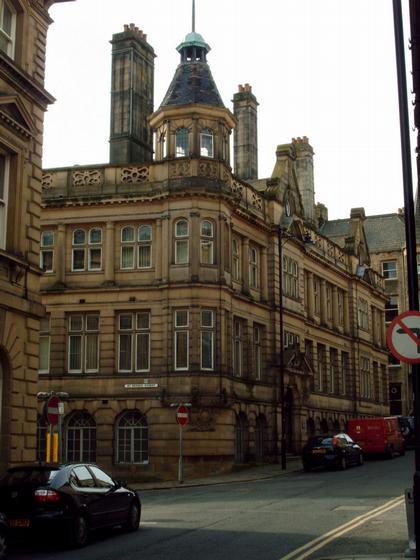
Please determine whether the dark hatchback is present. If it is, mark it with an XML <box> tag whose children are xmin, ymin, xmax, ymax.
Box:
<box><xmin>0</xmin><ymin>463</ymin><xmax>141</xmax><ymax>548</ymax></box>
<box><xmin>302</xmin><ymin>433</ymin><xmax>363</xmax><ymax>471</ymax></box>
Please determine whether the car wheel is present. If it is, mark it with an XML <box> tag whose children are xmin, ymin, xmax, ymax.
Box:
<box><xmin>0</xmin><ymin>529</ymin><xmax>6</xmax><ymax>560</ymax></box>
<box><xmin>71</xmin><ymin>514</ymin><xmax>89</xmax><ymax>548</ymax></box>
<box><xmin>123</xmin><ymin>502</ymin><xmax>140</xmax><ymax>532</ymax></box>
<box><xmin>358</xmin><ymin>453</ymin><xmax>364</xmax><ymax>466</ymax></box>
<box><xmin>340</xmin><ymin>456</ymin><xmax>347</xmax><ymax>470</ymax></box>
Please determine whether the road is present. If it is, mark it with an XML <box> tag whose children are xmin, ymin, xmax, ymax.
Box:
<box><xmin>8</xmin><ymin>452</ymin><xmax>413</xmax><ymax>560</ymax></box>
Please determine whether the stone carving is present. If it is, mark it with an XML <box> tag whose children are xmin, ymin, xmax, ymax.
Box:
<box><xmin>198</xmin><ymin>161</ymin><xmax>218</xmax><ymax>178</ymax></box>
<box><xmin>72</xmin><ymin>169</ymin><xmax>102</xmax><ymax>187</ymax></box>
<box><xmin>327</xmin><ymin>242</ymin><xmax>335</xmax><ymax>258</ymax></box>
<box><xmin>250</xmin><ymin>191</ymin><xmax>263</xmax><ymax>211</ymax></box>
<box><xmin>42</xmin><ymin>173</ymin><xmax>53</xmax><ymax>190</ymax></box>
<box><xmin>231</xmin><ymin>179</ymin><xmax>244</xmax><ymax>199</ymax></box>
<box><xmin>170</xmin><ymin>161</ymin><xmax>191</xmax><ymax>177</ymax></box>
<box><xmin>189</xmin><ymin>408</ymin><xmax>215</xmax><ymax>432</ymax></box>
<box><xmin>120</xmin><ymin>166</ymin><xmax>149</xmax><ymax>184</ymax></box>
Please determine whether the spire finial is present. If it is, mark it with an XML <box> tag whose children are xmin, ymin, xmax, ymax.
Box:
<box><xmin>192</xmin><ymin>0</ymin><xmax>195</xmax><ymax>32</ymax></box>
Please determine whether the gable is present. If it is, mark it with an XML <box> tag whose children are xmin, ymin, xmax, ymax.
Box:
<box><xmin>0</xmin><ymin>95</ymin><xmax>35</xmax><ymax>140</ymax></box>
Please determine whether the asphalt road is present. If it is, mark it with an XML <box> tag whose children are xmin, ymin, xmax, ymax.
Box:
<box><xmin>8</xmin><ymin>451</ymin><xmax>414</xmax><ymax>560</ymax></box>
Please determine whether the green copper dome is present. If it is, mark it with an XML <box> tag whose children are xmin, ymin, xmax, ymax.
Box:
<box><xmin>176</xmin><ymin>31</ymin><xmax>210</xmax><ymax>53</ymax></box>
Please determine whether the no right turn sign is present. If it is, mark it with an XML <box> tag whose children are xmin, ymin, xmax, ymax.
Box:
<box><xmin>387</xmin><ymin>310</ymin><xmax>420</xmax><ymax>364</ymax></box>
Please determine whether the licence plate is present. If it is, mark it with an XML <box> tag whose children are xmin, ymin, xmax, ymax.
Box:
<box><xmin>9</xmin><ymin>519</ymin><xmax>30</xmax><ymax>528</ymax></box>
<box><xmin>312</xmin><ymin>449</ymin><xmax>326</xmax><ymax>454</ymax></box>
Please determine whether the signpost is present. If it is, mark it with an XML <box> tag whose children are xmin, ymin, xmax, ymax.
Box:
<box><xmin>176</xmin><ymin>404</ymin><xmax>189</xmax><ymax>484</ymax></box>
<box><xmin>387</xmin><ymin>311</ymin><xmax>420</xmax><ymax>364</ymax></box>
<box><xmin>38</xmin><ymin>392</ymin><xmax>67</xmax><ymax>464</ymax></box>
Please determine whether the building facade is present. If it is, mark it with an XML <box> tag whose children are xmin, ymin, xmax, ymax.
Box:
<box><xmin>0</xmin><ymin>0</ymin><xmax>72</xmax><ymax>471</ymax></box>
<box><xmin>38</xmin><ymin>23</ymin><xmax>389</xmax><ymax>481</ymax></box>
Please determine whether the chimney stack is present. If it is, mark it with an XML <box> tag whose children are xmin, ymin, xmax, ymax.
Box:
<box><xmin>233</xmin><ymin>84</ymin><xmax>258</xmax><ymax>181</ymax></box>
<box><xmin>109</xmin><ymin>25</ymin><xmax>155</xmax><ymax>164</ymax></box>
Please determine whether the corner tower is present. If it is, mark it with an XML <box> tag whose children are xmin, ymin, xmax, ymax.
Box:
<box><xmin>149</xmin><ymin>5</ymin><xmax>235</xmax><ymax>165</ymax></box>
<box><xmin>109</xmin><ymin>24</ymin><xmax>155</xmax><ymax>164</ymax></box>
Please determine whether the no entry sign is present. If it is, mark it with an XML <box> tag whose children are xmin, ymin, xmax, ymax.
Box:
<box><xmin>176</xmin><ymin>404</ymin><xmax>189</xmax><ymax>426</ymax></box>
<box><xmin>46</xmin><ymin>395</ymin><xmax>61</xmax><ymax>426</ymax></box>
<box><xmin>387</xmin><ymin>310</ymin><xmax>420</xmax><ymax>364</ymax></box>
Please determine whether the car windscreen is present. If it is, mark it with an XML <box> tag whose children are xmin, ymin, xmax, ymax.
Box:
<box><xmin>0</xmin><ymin>468</ymin><xmax>59</xmax><ymax>487</ymax></box>
<box><xmin>307</xmin><ymin>437</ymin><xmax>333</xmax><ymax>447</ymax></box>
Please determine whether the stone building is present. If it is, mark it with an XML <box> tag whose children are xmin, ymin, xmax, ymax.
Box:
<box><xmin>38</xmin><ymin>21</ymin><xmax>389</xmax><ymax>481</ymax></box>
<box><xmin>0</xmin><ymin>0</ymin><xmax>72</xmax><ymax>471</ymax></box>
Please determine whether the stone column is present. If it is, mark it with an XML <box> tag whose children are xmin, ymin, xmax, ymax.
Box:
<box><xmin>261</xmin><ymin>246</ymin><xmax>268</xmax><ymax>301</ymax></box>
<box><xmin>190</xmin><ymin>211</ymin><xmax>200</xmax><ymax>281</ymax></box>
<box><xmin>161</xmin><ymin>214</ymin><xmax>169</xmax><ymax>282</ymax></box>
<box><xmin>104</xmin><ymin>222</ymin><xmax>115</xmax><ymax>284</ymax></box>
<box><xmin>55</xmin><ymin>223</ymin><xmax>65</xmax><ymax>284</ymax></box>
<box><xmin>332</xmin><ymin>286</ymin><xmax>339</xmax><ymax>330</ymax></box>
<box><xmin>307</xmin><ymin>271</ymin><xmax>315</xmax><ymax>321</ymax></box>
<box><xmin>155</xmin><ymin>218</ymin><xmax>162</xmax><ymax>281</ymax></box>
<box><xmin>242</xmin><ymin>237</ymin><xmax>250</xmax><ymax>294</ymax></box>
<box><xmin>344</xmin><ymin>291</ymin><xmax>350</xmax><ymax>334</ymax></box>
<box><xmin>320</xmin><ymin>279</ymin><xmax>327</xmax><ymax>325</ymax></box>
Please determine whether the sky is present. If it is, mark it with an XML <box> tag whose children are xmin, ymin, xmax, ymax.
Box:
<box><xmin>42</xmin><ymin>0</ymin><xmax>414</xmax><ymax>221</ymax></box>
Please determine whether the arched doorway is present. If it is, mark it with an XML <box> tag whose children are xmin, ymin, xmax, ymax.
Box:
<box><xmin>255</xmin><ymin>415</ymin><xmax>268</xmax><ymax>462</ymax></box>
<box><xmin>234</xmin><ymin>412</ymin><xmax>248</xmax><ymax>463</ymax></box>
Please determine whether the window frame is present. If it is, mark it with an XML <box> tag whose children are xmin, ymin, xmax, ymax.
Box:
<box><xmin>200</xmin><ymin>128</ymin><xmax>214</xmax><ymax>158</ymax></box>
<box><xmin>0</xmin><ymin>152</ymin><xmax>10</xmax><ymax>250</ymax></box>
<box><xmin>67</xmin><ymin>314</ymin><xmax>100</xmax><ymax>374</ymax></box>
<box><xmin>174</xmin><ymin>219</ymin><xmax>189</xmax><ymax>265</ymax></box>
<box><xmin>0</xmin><ymin>0</ymin><xmax>16</xmax><ymax>59</ymax></box>
<box><xmin>174</xmin><ymin>309</ymin><xmax>189</xmax><ymax>371</ymax></box>
<box><xmin>175</xmin><ymin>127</ymin><xmax>189</xmax><ymax>158</ymax></box>
<box><xmin>40</xmin><ymin>230</ymin><xmax>54</xmax><ymax>273</ymax></box>
<box><xmin>117</xmin><ymin>312</ymin><xmax>151</xmax><ymax>373</ymax></box>
<box><xmin>382</xmin><ymin>260</ymin><xmax>397</xmax><ymax>280</ymax></box>
<box><xmin>200</xmin><ymin>309</ymin><xmax>214</xmax><ymax>371</ymax></box>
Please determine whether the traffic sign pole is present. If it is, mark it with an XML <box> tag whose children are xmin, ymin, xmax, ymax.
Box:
<box><xmin>178</xmin><ymin>424</ymin><xmax>184</xmax><ymax>484</ymax></box>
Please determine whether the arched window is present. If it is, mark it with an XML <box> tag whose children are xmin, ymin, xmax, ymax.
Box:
<box><xmin>175</xmin><ymin>219</ymin><xmax>189</xmax><ymax>264</ymax></box>
<box><xmin>138</xmin><ymin>225</ymin><xmax>152</xmax><ymax>268</ymax></box>
<box><xmin>200</xmin><ymin>220</ymin><xmax>214</xmax><ymax>264</ymax></box>
<box><xmin>200</xmin><ymin>128</ymin><xmax>214</xmax><ymax>158</ymax></box>
<box><xmin>65</xmin><ymin>411</ymin><xmax>96</xmax><ymax>462</ymax></box>
<box><xmin>175</xmin><ymin>127</ymin><xmax>189</xmax><ymax>157</ymax></box>
<box><xmin>116</xmin><ymin>411</ymin><xmax>149</xmax><ymax>464</ymax></box>
<box><xmin>121</xmin><ymin>226</ymin><xmax>135</xmax><ymax>269</ymax></box>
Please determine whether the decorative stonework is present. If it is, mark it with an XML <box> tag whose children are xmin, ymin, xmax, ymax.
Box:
<box><xmin>42</xmin><ymin>173</ymin><xmax>53</xmax><ymax>190</ymax></box>
<box><xmin>189</xmin><ymin>408</ymin><xmax>216</xmax><ymax>432</ymax></box>
<box><xmin>72</xmin><ymin>169</ymin><xmax>102</xmax><ymax>187</ymax></box>
<box><xmin>198</xmin><ymin>161</ymin><xmax>218</xmax><ymax>178</ymax></box>
<box><xmin>170</xmin><ymin>161</ymin><xmax>191</xmax><ymax>177</ymax></box>
<box><xmin>230</xmin><ymin>179</ymin><xmax>244</xmax><ymax>199</ymax></box>
<box><xmin>250</xmin><ymin>191</ymin><xmax>263</xmax><ymax>211</ymax></box>
<box><xmin>120</xmin><ymin>166</ymin><xmax>149</xmax><ymax>184</ymax></box>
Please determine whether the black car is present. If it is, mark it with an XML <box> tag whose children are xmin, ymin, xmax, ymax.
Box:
<box><xmin>0</xmin><ymin>512</ymin><xmax>7</xmax><ymax>560</ymax></box>
<box><xmin>0</xmin><ymin>463</ymin><xmax>141</xmax><ymax>548</ymax></box>
<box><xmin>398</xmin><ymin>416</ymin><xmax>415</xmax><ymax>449</ymax></box>
<box><xmin>302</xmin><ymin>433</ymin><xmax>363</xmax><ymax>471</ymax></box>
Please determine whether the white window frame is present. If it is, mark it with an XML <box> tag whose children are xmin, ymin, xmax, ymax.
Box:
<box><xmin>200</xmin><ymin>128</ymin><xmax>214</xmax><ymax>158</ymax></box>
<box><xmin>175</xmin><ymin>219</ymin><xmax>189</xmax><ymax>265</ymax></box>
<box><xmin>117</xmin><ymin>312</ymin><xmax>151</xmax><ymax>373</ymax></box>
<box><xmin>120</xmin><ymin>226</ymin><xmax>135</xmax><ymax>270</ymax></box>
<box><xmin>0</xmin><ymin>153</ymin><xmax>10</xmax><ymax>250</ymax></box>
<box><xmin>200</xmin><ymin>310</ymin><xmax>214</xmax><ymax>371</ymax></box>
<box><xmin>0</xmin><ymin>0</ymin><xmax>16</xmax><ymax>59</ymax></box>
<box><xmin>88</xmin><ymin>228</ymin><xmax>102</xmax><ymax>271</ymax></box>
<box><xmin>40</xmin><ymin>230</ymin><xmax>54</xmax><ymax>273</ymax></box>
<box><xmin>175</xmin><ymin>127</ymin><xmax>189</xmax><ymax>158</ymax></box>
<box><xmin>200</xmin><ymin>220</ymin><xmax>214</xmax><ymax>265</ymax></box>
<box><xmin>382</xmin><ymin>260</ymin><xmax>397</xmax><ymax>280</ymax></box>
<box><xmin>174</xmin><ymin>310</ymin><xmax>189</xmax><ymax>371</ymax></box>
<box><xmin>138</xmin><ymin>225</ymin><xmax>152</xmax><ymax>269</ymax></box>
<box><xmin>68</xmin><ymin>314</ymin><xmax>99</xmax><ymax>374</ymax></box>
<box><xmin>71</xmin><ymin>229</ymin><xmax>86</xmax><ymax>272</ymax></box>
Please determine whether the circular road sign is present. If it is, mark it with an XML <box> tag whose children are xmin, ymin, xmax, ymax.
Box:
<box><xmin>176</xmin><ymin>404</ymin><xmax>189</xmax><ymax>426</ymax></box>
<box><xmin>46</xmin><ymin>395</ymin><xmax>61</xmax><ymax>426</ymax></box>
<box><xmin>387</xmin><ymin>310</ymin><xmax>420</xmax><ymax>364</ymax></box>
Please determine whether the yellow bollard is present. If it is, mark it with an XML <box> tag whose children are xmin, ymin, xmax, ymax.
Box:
<box><xmin>52</xmin><ymin>432</ymin><xmax>58</xmax><ymax>463</ymax></box>
<box><xmin>46</xmin><ymin>432</ymin><xmax>51</xmax><ymax>463</ymax></box>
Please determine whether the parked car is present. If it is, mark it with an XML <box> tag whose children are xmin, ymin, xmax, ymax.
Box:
<box><xmin>397</xmin><ymin>416</ymin><xmax>415</xmax><ymax>449</ymax></box>
<box><xmin>347</xmin><ymin>416</ymin><xmax>405</xmax><ymax>458</ymax></box>
<box><xmin>0</xmin><ymin>463</ymin><xmax>141</xmax><ymax>548</ymax></box>
<box><xmin>0</xmin><ymin>512</ymin><xmax>7</xmax><ymax>560</ymax></box>
<box><xmin>302</xmin><ymin>433</ymin><xmax>363</xmax><ymax>471</ymax></box>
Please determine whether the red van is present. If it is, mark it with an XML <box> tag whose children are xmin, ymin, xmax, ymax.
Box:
<box><xmin>347</xmin><ymin>417</ymin><xmax>405</xmax><ymax>457</ymax></box>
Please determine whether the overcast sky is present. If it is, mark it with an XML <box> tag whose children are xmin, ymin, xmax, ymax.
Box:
<box><xmin>42</xmin><ymin>0</ymin><xmax>414</xmax><ymax>221</ymax></box>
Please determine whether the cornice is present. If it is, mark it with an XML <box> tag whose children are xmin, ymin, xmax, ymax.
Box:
<box><xmin>0</xmin><ymin>52</ymin><xmax>55</xmax><ymax>108</ymax></box>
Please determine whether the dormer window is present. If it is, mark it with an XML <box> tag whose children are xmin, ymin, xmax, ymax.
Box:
<box><xmin>200</xmin><ymin>129</ymin><xmax>213</xmax><ymax>158</ymax></box>
<box><xmin>175</xmin><ymin>128</ymin><xmax>189</xmax><ymax>158</ymax></box>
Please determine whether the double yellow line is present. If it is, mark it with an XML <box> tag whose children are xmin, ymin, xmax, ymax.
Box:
<box><xmin>279</xmin><ymin>495</ymin><xmax>404</xmax><ymax>560</ymax></box>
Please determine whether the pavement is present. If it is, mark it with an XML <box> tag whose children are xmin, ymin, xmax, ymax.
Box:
<box><xmin>131</xmin><ymin>455</ymin><xmax>413</xmax><ymax>560</ymax></box>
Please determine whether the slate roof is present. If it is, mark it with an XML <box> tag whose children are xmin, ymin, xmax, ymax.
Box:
<box><xmin>320</xmin><ymin>213</ymin><xmax>406</xmax><ymax>253</ymax></box>
<box><xmin>160</xmin><ymin>61</ymin><xmax>225</xmax><ymax>108</ymax></box>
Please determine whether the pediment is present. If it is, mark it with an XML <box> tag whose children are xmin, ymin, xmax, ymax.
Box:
<box><xmin>0</xmin><ymin>95</ymin><xmax>35</xmax><ymax>139</ymax></box>
<box><xmin>285</xmin><ymin>349</ymin><xmax>313</xmax><ymax>374</ymax></box>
